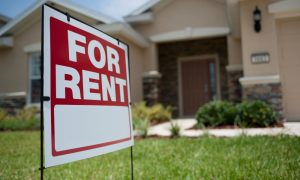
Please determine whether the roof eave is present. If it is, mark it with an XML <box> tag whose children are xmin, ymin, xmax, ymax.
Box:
<box><xmin>0</xmin><ymin>0</ymin><xmax>117</xmax><ymax>37</ymax></box>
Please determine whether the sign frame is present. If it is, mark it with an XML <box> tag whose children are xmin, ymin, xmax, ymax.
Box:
<box><xmin>41</xmin><ymin>4</ymin><xmax>134</xmax><ymax>169</ymax></box>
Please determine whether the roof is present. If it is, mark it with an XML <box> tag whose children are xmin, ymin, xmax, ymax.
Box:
<box><xmin>127</xmin><ymin>0</ymin><xmax>225</xmax><ymax>17</ymax></box>
<box><xmin>0</xmin><ymin>14</ymin><xmax>11</xmax><ymax>23</ymax></box>
<box><xmin>96</xmin><ymin>23</ymin><xmax>149</xmax><ymax>48</ymax></box>
<box><xmin>0</xmin><ymin>0</ymin><xmax>116</xmax><ymax>36</ymax></box>
<box><xmin>127</xmin><ymin>0</ymin><xmax>160</xmax><ymax>16</ymax></box>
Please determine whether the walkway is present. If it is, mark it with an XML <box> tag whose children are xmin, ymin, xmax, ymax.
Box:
<box><xmin>147</xmin><ymin>119</ymin><xmax>300</xmax><ymax>137</ymax></box>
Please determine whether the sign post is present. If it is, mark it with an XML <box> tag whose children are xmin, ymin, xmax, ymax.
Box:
<box><xmin>41</xmin><ymin>3</ymin><xmax>133</xmax><ymax>172</ymax></box>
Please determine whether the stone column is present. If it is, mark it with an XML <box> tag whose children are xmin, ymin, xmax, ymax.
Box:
<box><xmin>142</xmin><ymin>71</ymin><xmax>161</xmax><ymax>106</ymax></box>
<box><xmin>241</xmin><ymin>80</ymin><xmax>284</xmax><ymax>119</ymax></box>
<box><xmin>0</xmin><ymin>94</ymin><xmax>26</xmax><ymax>114</ymax></box>
<box><xmin>226</xmin><ymin>65</ymin><xmax>243</xmax><ymax>103</ymax></box>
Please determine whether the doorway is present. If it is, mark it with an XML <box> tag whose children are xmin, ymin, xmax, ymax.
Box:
<box><xmin>178</xmin><ymin>55</ymin><xmax>219</xmax><ymax>117</ymax></box>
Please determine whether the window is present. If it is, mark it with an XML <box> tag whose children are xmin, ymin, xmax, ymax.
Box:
<box><xmin>209</xmin><ymin>62</ymin><xmax>217</xmax><ymax>100</ymax></box>
<box><xmin>29</xmin><ymin>53</ymin><xmax>41</xmax><ymax>104</ymax></box>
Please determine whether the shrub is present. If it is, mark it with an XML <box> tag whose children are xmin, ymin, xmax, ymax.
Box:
<box><xmin>0</xmin><ymin>107</ymin><xmax>40</xmax><ymax>131</ymax></box>
<box><xmin>132</xmin><ymin>102</ymin><xmax>172</xmax><ymax>123</ymax></box>
<box><xmin>195</xmin><ymin>101</ymin><xmax>237</xmax><ymax>127</ymax></box>
<box><xmin>16</xmin><ymin>107</ymin><xmax>39</xmax><ymax>121</ymax></box>
<box><xmin>236</xmin><ymin>101</ymin><xmax>278</xmax><ymax>127</ymax></box>
<box><xmin>148</xmin><ymin>104</ymin><xmax>172</xmax><ymax>124</ymax></box>
<box><xmin>0</xmin><ymin>118</ymin><xmax>39</xmax><ymax>131</ymax></box>
<box><xmin>132</xmin><ymin>102</ymin><xmax>149</xmax><ymax>122</ymax></box>
<box><xmin>133</xmin><ymin>119</ymin><xmax>149</xmax><ymax>138</ymax></box>
<box><xmin>169</xmin><ymin>122</ymin><xmax>180</xmax><ymax>138</ymax></box>
<box><xmin>0</xmin><ymin>108</ymin><xmax>8</xmax><ymax>121</ymax></box>
<box><xmin>195</xmin><ymin>100</ymin><xmax>278</xmax><ymax>128</ymax></box>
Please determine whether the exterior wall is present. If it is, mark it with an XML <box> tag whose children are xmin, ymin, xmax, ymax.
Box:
<box><xmin>243</xmin><ymin>83</ymin><xmax>283</xmax><ymax>119</ymax></box>
<box><xmin>142</xmin><ymin>43</ymin><xmax>158</xmax><ymax>72</ymax></box>
<box><xmin>240</xmin><ymin>0</ymin><xmax>280</xmax><ymax>77</ymax></box>
<box><xmin>134</xmin><ymin>0</ymin><xmax>228</xmax><ymax>38</ymax></box>
<box><xmin>0</xmin><ymin>20</ymin><xmax>41</xmax><ymax>95</ymax></box>
<box><xmin>158</xmin><ymin>37</ymin><xmax>228</xmax><ymax>117</ymax></box>
<box><xmin>227</xmin><ymin>70</ymin><xmax>243</xmax><ymax>102</ymax></box>
<box><xmin>107</xmin><ymin>35</ymin><xmax>144</xmax><ymax>103</ymax></box>
<box><xmin>143</xmin><ymin>71</ymin><xmax>161</xmax><ymax>106</ymax></box>
<box><xmin>126</xmin><ymin>38</ymin><xmax>144</xmax><ymax>103</ymax></box>
<box><xmin>134</xmin><ymin>0</ymin><xmax>229</xmax><ymax>72</ymax></box>
<box><xmin>227</xmin><ymin>36</ymin><xmax>242</xmax><ymax>65</ymax></box>
<box><xmin>276</xmin><ymin>17</ymin><xmax>300</xmax><ymax>121</ymax></box>
<box><xmin>239</xmin><ymin>0</ymin><xmax>284</xmax><ymax>119</ymax></box>
<box><xmin>226</xmin><ymin>36</ymin><xmax>243</xmax><ymax>102</ymax></box>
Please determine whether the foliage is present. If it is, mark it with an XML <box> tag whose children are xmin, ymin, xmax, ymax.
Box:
<box><xmin>169</xmin><ymin>121</ymin><xmax>180</xmax><ymax>137</ymax></box>
<box><xmin>132</xmin><ymin>102</ymin><xmax>149</xmax><ymax>122</ymax></box>
<box><xmin>0</xmin><ymin>118</ymin><xmax>39</xmax><ymax>131</ymax></box>
<box><xmin>133</xmin><ymin>119</ymin><xmax>150</xmax><ymax>138</ymax></box>
<box><xmin>16</xmin><ymin>107</ymin><xmax>39</xmax><ymax>121</ymax></box>
<box><xmin>196</xmin><ymin>100</ymin><xmax>278</xmax><ymax>128</ymax></box>
<box><xmin>0</xmin><ymin>108</ymin><xmax>8</xmax><ymax>121</ymax></box>
<box><xmin>132</xmin><ymin>101</ymin><xmax>172</xmax><ymax>123</ymax></box>
<box><xmin>148</xmin><ymin>104</ymin><xmax>172</xmax><ymax>123</ymax></box>
<box><xmin>236</xmin><ymin>101</ymin><xmax>278</xmax><ymax>127</ymax></box>
<box><xmin>1</xmin><ymin>132</ymin><xmax>300</xmax><ymax>179</ymax></box>
<box><xmin>196</xmin><ymin>101</ymin><xmax>237</xmax><ymax>127</ymax></box>
<box><xmin>0</xmin><ymin>107</ymin><xmax>39</xmax><ymax>131</ymax></box>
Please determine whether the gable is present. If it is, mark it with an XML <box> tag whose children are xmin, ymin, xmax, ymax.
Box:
<box><xmin>133</xmin><ymin>0</ymin><xmax>229</xmax><ymax>38</ymax></box>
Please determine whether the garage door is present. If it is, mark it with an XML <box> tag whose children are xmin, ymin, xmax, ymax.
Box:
<box><xmin>277</xmin><ymin>17</ymin><xmax>300</xmax><ymax>121</ymax></box>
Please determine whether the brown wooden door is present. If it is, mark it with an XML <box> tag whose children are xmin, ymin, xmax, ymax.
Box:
<box><xmin>180</xmin><ymin>59</ymin><xmax>215</xmax><ymax>116</ymax></box>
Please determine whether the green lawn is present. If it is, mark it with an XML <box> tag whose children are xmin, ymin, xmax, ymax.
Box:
<box><xmin>0</xmin><ymin>132</ymin><xmax>299</xmax><ymax>179</ymax></box>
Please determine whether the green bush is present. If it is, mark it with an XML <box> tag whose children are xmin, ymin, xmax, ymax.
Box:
<box><xmin>133</xmin><ymin>119</ymin><xmax>149</xmax><ymax>138</ymax></box>
<box><xmin>0</xmin><ymin>118</ymin><xmax>39</xmax><ymax>131</ymax></box>
<box><xmin>16</xmin><ymin>107</ymin><xmax>39</xmax><ymax>121</ymax></box>
<box><xmin>196</xmin><ymin>101</ymin><xmax>237</xmax><ymax>127</ymax></box>
<box><xmin>0</xmin><ymin>107</ymin><xmax>40</xmax><ymax>131</ymax></box>
<box><xmin>195</xmin><ymin>100</ymin><xmax>278</xmax><ymax>128</ymax></box>
<box><xmin>148</xmin><ymin>104</ymin><xmax>172</xmax><ymax>123</ymax></box>
<box><xmin>236</xmin><ymin>101</ymin><xmax>278</xmax><ymax>127</ymax></box>
<box><xmin>132</xmin><ymin>102</ymin><xmax>172</xmax><ymax>123</ymax></box>
<box><xmin>169</xmin><ymin>122</ymin><xmax>180</xmax><ymax>138</ymax></box>
<box><xmin>131</xmin><ymin>102</ymin><xmax>172</xmax><ymax>137</ymax></box>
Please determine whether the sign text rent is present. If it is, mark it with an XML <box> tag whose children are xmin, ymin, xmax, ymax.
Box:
<box><xmin>56</xmin><ymin>30</ymin><xmax>127</xmax><ymax>103</ymax></box>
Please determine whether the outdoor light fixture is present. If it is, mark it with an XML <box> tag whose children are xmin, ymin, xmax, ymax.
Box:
<box><xmin>253</xmin><ymin>6</ymin><xmax>262</xmax><ymax>33</ymax></box>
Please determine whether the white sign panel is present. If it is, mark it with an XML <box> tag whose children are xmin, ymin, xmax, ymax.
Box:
<box><xmin>42</xmin><ymin>5</ymin><xmax>133</xmax><ymax>168</ymax></box>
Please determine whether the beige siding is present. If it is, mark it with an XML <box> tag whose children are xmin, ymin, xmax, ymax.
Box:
<box><xmin>113</xmin><ymin>35</ymin><xmax>144</xmax><ymax>103</ymax></box>
<box><xmin>134</xmin><ymin>0</ymin><xmax>228</xmax><ymax>38</ymax></box>
<box><xmin>0</xmin><ymin>20</ymin><xmax>41</xmax><ymax>95</ymax></box>
<box><xmin>277</xmin><ymin>17</ymin><xmax>300</xmax><ymax>120</ymax></box>
<box><xmin>240</xmin><ymin>0</ymin><xmax>280</xmax><ymax>76</ymax></box>
<box><xmin>227</xmin><ymin>36</ymin><xmax>242</xmax><ymax>65</ymax></box>
<box><xmin>127</xmin><ymin>40</ymin><xmax>144</xmax><ymax>103</ymax></box>
<box><xmin>142</xmin><ymin>43</ymin><xmax>158</xmax><ymax>72</ymax></box>
<box><xmin>133</xmin><ymin>0</ymin><xmax>228</xmax><ymax>72</ymax></box>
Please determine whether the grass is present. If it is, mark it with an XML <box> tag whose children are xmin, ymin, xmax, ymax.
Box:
<box><xmin>0</xmin><ymin>132</ymin><xmax>299</xmax><ymax>179</ymax></box>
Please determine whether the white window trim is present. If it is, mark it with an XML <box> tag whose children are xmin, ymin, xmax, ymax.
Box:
<box><xmin>27</xmin><ymin>52</ymin><xmax>41</xmax><ymax>106</ymax></box>
<box><xmin>24</xmin><ymin>42</ymin><xmax>41</xmax><ymax>53</ymax></box>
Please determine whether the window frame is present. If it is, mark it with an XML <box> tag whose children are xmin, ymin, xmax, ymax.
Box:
<box><xmin>27</xmin><ymin>52</ymin><xmax>41</xmax><ymax>106</ymax></box>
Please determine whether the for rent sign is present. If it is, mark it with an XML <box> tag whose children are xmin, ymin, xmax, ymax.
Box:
<box><xmin>43</xmin><ymin>5</ymin><xmax>133</xmax><ymax>168</ymax></box>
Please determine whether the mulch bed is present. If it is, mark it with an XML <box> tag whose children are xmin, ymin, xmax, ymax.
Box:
<box><xmin>188</xmin><ymin>121</ymin><xmax>284</xmax><ymax>130</ymax></box>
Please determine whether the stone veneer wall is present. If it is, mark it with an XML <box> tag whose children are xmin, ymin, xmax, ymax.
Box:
<box><xmin>143</xmin><ymin>72</ymin><xmax>161</xmax><ymax>106</ymax></box>
<box><xmin>227</xmin><ymin>70</ymin><xmax>243</xmax><ymax>102</ymax></box>
<box><xmin>158</xmin><ymin>37</ymin><xmax>228</xmax><ymax>117</ymax></box>
<box><xmin>242</xmin><ymin>83</ymin><xmax>284</xmax><ymax>119</ymax></box>
<box><xmin>0</xmin><ymin>96</ymin><xmax>26</xmax><ymax>114</ymax></box>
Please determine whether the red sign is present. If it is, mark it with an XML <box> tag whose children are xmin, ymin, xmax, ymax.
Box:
<box><xmin>43</xmin><ymin>5</ymin><xmax>133</xmax><ymax>168</ymax></box>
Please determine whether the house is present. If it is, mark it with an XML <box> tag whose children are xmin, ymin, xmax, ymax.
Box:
<box><xmin>0</xmin><ymin>0</ymin><xmax>148</xmax><ymax>110</ymax></box>
<box><xmin>0</xmin><ymin>0</ymin><xmax>299</xmax><ymax>121</ymax></box>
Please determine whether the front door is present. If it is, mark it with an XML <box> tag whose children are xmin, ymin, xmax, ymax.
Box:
<box><xmin>180</xmin><ymin>58</ymin><xmax>217</xmax><ymax>116</ymax></box>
